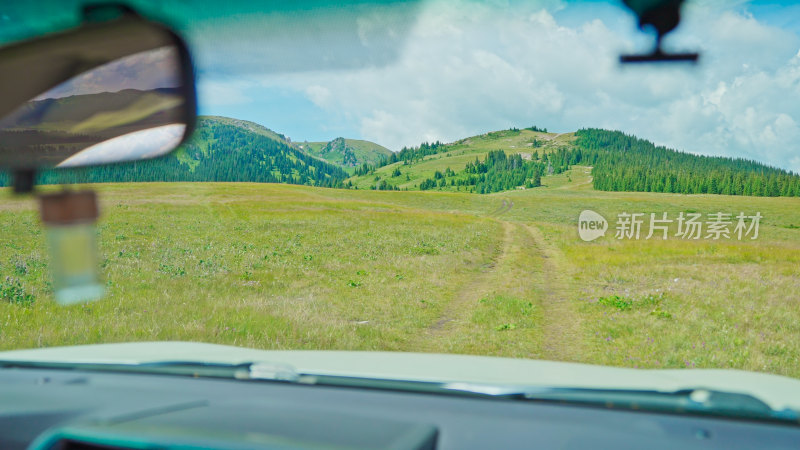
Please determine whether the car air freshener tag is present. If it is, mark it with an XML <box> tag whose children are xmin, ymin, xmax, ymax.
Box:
<box><xmin>39</xmin><ymin>190</ymin><xmax>104</xmax><ymax>305</ymax></box>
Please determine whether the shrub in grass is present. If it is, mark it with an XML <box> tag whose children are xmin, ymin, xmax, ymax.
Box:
<box><xmin>598</xmin><ymin>295</ymin><xmax>632</xmax><ymax>310</ymax></box>
<box><xmin>0</xmin><ymin>277</ymin><xmax>34</xmax><ymax>305</ymax></box>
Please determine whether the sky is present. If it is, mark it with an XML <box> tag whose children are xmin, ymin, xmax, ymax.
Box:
<box><xmin>192</xmin><ymin>0</ymin><xmax>800</xmax><ymax>172</ymax></box>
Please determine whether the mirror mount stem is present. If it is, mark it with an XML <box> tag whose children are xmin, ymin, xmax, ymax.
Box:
<box><xmin>12</xmin><ymin>169</ymin><xmax>35</xmax><ymax>194</ymax></box>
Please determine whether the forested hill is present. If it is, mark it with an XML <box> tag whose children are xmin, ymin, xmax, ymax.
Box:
<box><xmin>347</xmin><ymin>127</ymin><xmax>800</xmax><ymax>197</ymax></box>
<box><xmin>574</xmin><ymin>129</ymin><xmax>800</xmax><ymax>197</ymax></box>
<box><xmin>198</xmin><ymin>116</ymin><xmax>294</xmax><ymax>146</ymax></box>
<box><xmin>30</xmin><ymin>116</ymin><xmax>348</xmax><ymax>187</ymax></box>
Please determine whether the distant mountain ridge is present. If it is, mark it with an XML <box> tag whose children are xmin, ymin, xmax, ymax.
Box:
<box><xmin>198</xmin><ymin>116</ymin><xmax>293</xmax><ymax>147</ymax></box>
<box><xmin>300</xmin><ymin>137</ymin><xmax>392</xmax><ymax>168</ymax></box>
<box><xmin>5</xmin><ymin>115</ymin><xmax>798</xmax><ymax>198</ymax></box>
<box><xmin>189</xmin><ymin>116</ymin><xmax>393</xmax><ymax>170</ymax></box>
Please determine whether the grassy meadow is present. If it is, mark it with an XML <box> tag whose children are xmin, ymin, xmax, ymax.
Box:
<box><xmin>2</xmin><ymin>167</ymin><xmax>800</xmax><ymax>378</ymax></box>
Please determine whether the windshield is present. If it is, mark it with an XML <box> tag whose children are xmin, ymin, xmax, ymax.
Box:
<box><xmin>1</xmin><ymin>0</ymin><xmax>799</xmax><ymax>403</ymax></box>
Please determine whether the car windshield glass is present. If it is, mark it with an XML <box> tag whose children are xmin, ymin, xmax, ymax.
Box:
<box><xmin>1</xmin><ymin>0</ymin><xmax>799</xmax><ymax>414</ymax></box>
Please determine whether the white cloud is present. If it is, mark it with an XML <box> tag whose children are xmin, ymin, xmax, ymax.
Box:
<box><xmin>196</xmin><ymin>78</ymin><xmax>253</xmax><ymax>106</ymax></box>
<box><xmin>305</xmin><ymin>85</ymin><xmax>332</xmax><ymax>108</ymax></box>
<box><xmin>244</xmin><ymin>0</ymin><xmax>800</xmax><ymax>171</ymax></box>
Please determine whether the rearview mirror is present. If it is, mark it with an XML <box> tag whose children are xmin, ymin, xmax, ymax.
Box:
<box><xmin>0</xmin><ymin>8</ymin><xmax>196</xmax><ymax>175</ymax></box>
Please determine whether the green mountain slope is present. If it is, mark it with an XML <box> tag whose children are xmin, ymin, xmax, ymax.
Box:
<box><xmin>300</xmin><ymin>137</ymin><xmax>392</xmax><ymax>168</ymax></box>
<box><xmin>347</xmin><ymin>127</ymin><xmax>800</xmax><ymax>197</ymax></box>
<box><xmin>30</xmin><ymin>116</ymin><xmax>348</xmax><ymax>187</ymax></box>
<box><xmin>575</xmin><ymin>129</ymin><xmax>800</xmax><ymax>196</ymax></box>
<box><xmin>198</xmin><ymin>115</ymin><xmax>293</xmax><ymax>146</ymax></box>
<box><xmin>346</xmin><ymin>127</ymin><xmax>573</xmax><ymax>191</ymax></box>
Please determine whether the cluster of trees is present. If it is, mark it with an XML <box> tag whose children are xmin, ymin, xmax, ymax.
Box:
<box><xmin>393</xmin><ymin>141</ymin><xmax>447</xmax><ymax>164</ymax></box>
<box><xmin>372</xmin><ymin>179</ymin><xmax>401</xmax><ymax>191</ymax></box>
<box><xmin>352</xmin><ymin>162</ymin><xmax>377</xmax><ymax>177</ymax></box>
<box><xmin>573</xmin><ymin>129</ymin><xmax>800</xmax><ymax>197</ymax></box>
<box><xmin>465</xmin><ymin>151</ymin><xmax>545</xmax><ymax>193</ymax></box>
<box><xmin>13</xmin><ymin>121</ymin><xmax>349</xmax><ymax>188</ymax></box>
<box><xmin>525</xmin><ymin>125</ymin><xmax>548</xmax><ymax>133</ymax></box>
<box><xmin>416</xmin><ymin>150</ymin><xmax>569</xmax><ymax>193</ymax></box>
<box><xmin>352</xmin><ymin>141</ymin><xmax>449</xmax><ymax>176</ymax></box>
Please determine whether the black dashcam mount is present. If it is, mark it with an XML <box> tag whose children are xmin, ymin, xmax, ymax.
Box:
<box><xmin>620</xmin><ymin>0</ymin><xmax>699</xmax><ymax>64</ymax></box>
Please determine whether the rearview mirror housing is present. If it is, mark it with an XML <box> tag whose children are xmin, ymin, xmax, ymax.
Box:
<box><xmin>0</xmin><ymin>7</ymin><xmax>196</xmax><ymax>175</ymax></box>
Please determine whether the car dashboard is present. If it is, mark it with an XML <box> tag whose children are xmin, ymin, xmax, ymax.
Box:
<box><xmin>1</xmin><ymin>367</ymin><xmax>800</xmax><ymax>449</ymax></box>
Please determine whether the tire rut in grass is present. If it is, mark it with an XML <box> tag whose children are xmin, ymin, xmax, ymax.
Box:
<box><xmin>410</xmin><ymin>221</ymin><xmax>554</xmax><ymax>358</ymax></box>
<box><xmin>488</xmin><ymin>199</ymin><xmax>514</xmax><ymax>217</ymax></box>
<box><xmin>410</xmin><ymin>221</ymin><xmax>515</xmax><ymax>348</ymax></box>
<box><xmin>521</xmin><ymin>223</ymin><xmax>584</xmax><ymax>362</ymax></box>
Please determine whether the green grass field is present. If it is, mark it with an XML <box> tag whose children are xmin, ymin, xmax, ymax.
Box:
<box><xmin>2</xmin><ymin>168</ymin><xmax>800</xmax><ymax>378</ymax></box>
